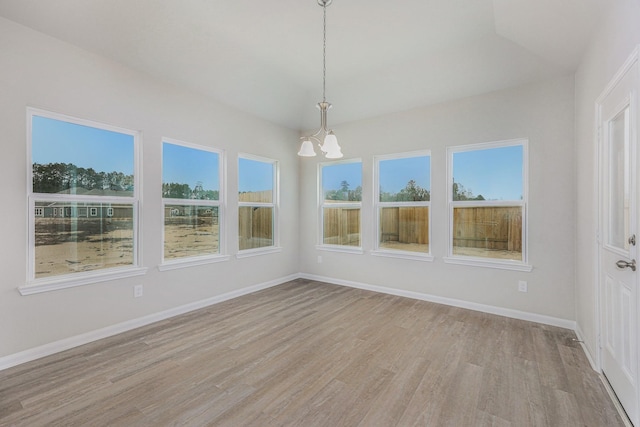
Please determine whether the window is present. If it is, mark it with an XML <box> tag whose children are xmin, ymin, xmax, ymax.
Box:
<box><xmin>25</xmin><ymin>108</ymin><xmax>144</xmax><ymax>294</ymax></box>
<box><xmin>446</xmin><ymin>139</ymin><xmax>530</xmax><ymax>271</ymax></box>
<box><xmin>161</xmin><ymin>139</ymin><xmax>224</xmax><ymax>266</ymax></box>
<box><xmin>238</xmin><ymin>155</ymin><xmax>278</xmax><ymax>254</ymax></box>
<box><xmin>374</xmin><ymin>151</ymin><xmax>431</xmax><ymax>260</ymax></box>
<box><xmin>319</xmin><ymin>160</ymin><xmax>362</xmax><ymax>251</ymax></box>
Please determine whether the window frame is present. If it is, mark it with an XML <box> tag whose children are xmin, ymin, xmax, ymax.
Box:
<box><xmin>372</xmin><ymin>150</ymin><xmax>433</xmax><ymax>261</ymax></box>
<box><xmin>158</xmin><ymin>137</ymin><xmax>228</xmax><ymax>271</ymax></box>
<box><xmin>236</xmin><ymin>153</ymin><xmax>281</xmax><ymax>258</ymax></box>
<box><xmin>444</xmin><ymin>138</ymin><xmax>532</xmax><ymax>272</ymax></box>
<box><xmin>22</xmin><ymin>108</ymin><xmax>146</xmax><ymax>295</ymax></box>
<box><xmin>317</xmin><ymin>158</ymin><xmax>364</xmax><ymax>254</ymax></box>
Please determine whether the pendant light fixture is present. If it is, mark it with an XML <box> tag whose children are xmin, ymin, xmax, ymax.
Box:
<box><xmin>298</xmin><ymin>0</ymin><xmax>343</xmax><ymax>159</ymax></box>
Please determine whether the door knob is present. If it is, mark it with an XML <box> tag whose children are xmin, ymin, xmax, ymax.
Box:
<box><xmin>616</xmin><ymin>259</ymin><xmax>636</xmax><ymax>271</ymax></box>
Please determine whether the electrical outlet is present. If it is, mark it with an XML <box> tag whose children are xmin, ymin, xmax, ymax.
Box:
<box><xmin>134</xmin><ymin>284</ymin><xmax>143</xmax><ymax>298</ymax></box>
<box><xmin>318</xmin><ymin>255</ymin><xmax>323</xmax><ymax>264</ymax></box>
<box><xmin>518</xmin><ymin>280</ymin><xmax>528</xmax><ymax>293</ymax></box>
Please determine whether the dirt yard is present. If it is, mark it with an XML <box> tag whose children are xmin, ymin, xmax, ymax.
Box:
<box><xmin>163</xmin><ymin>222</ymin><xmax>219</xmax><ymax>259</ymax></box>
<box><xmin>33</xmin><ymin>217</ymin><xmax>520</xmax><ymax>279</ymax></box>
<box><xmin>34</xmin><ymin>218</ymin><xmax>219</xmax><ymax>278</ymax></box>
<box><xmin>35</xmin><ymin>227</ymin><xmax>134</xmax><ymax>278</ymax></box>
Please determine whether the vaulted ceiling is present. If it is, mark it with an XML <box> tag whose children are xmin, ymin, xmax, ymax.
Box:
<box><xmin>0</xmin><ymin>0</ymin><xmax>613</xmax><ymax>130</ymax></box>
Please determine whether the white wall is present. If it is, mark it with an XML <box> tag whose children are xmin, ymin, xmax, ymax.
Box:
<box><xmin>299</xmin><ymin>75</ymin><xmax>576</xmax><ymax>321</ymax></box>
<box><xmin>0</xmin><ymin>17</ymin><xmax>300</xmax><ymax>358</ymax></box>
<box><xmin>574</xmin><ymin>0</ymin><xmax>640</xmax><ymax>363</ymax></box>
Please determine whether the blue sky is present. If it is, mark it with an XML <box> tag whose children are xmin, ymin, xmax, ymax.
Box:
<box><xmin>163</xmin><ymin>142</ymin><xmax>219</xmax><ymax>191</ymax></box>
<box><xmin>33</xmin><ymin>115</ymin><xmax>522</xmax><ymax>199</ymax></box>
<box><xmin>239</xmin><ymin>158</ymin><xmax>274</xmax><ymax>192</ymax></box>
<box><xmin>453</xmin><ymin>145</ymin><xmax>523</xmax><ymax>200</ymax></box>
<box><xmin>379</xmin><ymin>156</ymin><xmax>430</xmax><ymax>193</ymax></box>
<box><xmin>32</xmin><ymin>115</ymin><xmax>134</xmax><ymax>175</ymax></box>
<box><xmin>322</xmin><ymin>162</ymin><xmax>362</xmax><ymax>193</ymax></box>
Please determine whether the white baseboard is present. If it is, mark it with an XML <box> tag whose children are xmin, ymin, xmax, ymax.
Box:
<box><xmin>0</xmin><ymin>274</ymin><xmax>298</xmax><ymax>372</ymax></box>
<box><xmin>575</xmin><ymin>323</ymin><xmax>599</xmax><ymax>371</ymax></box>
<box><xmin>299</xmin><ymin>273</ymin><xmax>577</xmax><ymax>330</ymax></box>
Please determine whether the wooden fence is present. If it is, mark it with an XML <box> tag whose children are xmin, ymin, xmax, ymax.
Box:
<box><xmin>238</xmin><ymin>191</ymin><xmax>274</xmax><ymax>250</ymax></box>
<box><xmin>323</xmin><ymin>207</ymin><xmax>360</xmax><ymax>246</ymax></box>
<box><xmin>322</xmin><ymin>205</ymin><xmax>521</xmax><ymax>252</ymax></box>
<box><xmin>453</xmin><ymin>206</ymin><xmax>522</xmax><ymax>251</ymax></box>
<box><xmin>239</xmin><ymin>206</ymin><xmax>273</xmax><ymax>250</ymax></box>
<box><xmin>238</xmin><ymin>190</ymin><xmax>272</xmax><ymax>203</ymax></box>
<box><xmin>380</xmin><ymin>207</ymin><xmax>429</xmax><ymax>244</ymax></box>
<box><xmin>237</xmin><ymin>192</ymin><xmax>521</xmax><ymax>252</ymax></box>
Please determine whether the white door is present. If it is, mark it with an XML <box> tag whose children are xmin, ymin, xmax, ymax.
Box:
<box><xmin>599</xmin><ymin>49</ymin><xmax>639</xmax><ymax>425</ymax></box>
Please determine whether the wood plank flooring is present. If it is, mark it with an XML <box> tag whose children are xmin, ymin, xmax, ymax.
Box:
<box><xmin>0</xmin><ymin>279</ymin><xmax>626</xmax><ymax>426</ymax></box>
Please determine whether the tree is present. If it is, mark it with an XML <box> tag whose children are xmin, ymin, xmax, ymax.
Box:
<box><xmin>32</xmin><ymin>162</ymin><xmax>135</xmax><ymax>194</ymax></box>
<box><xmin>380</xmin><ymin>179</ymin><xmax>430</xmax><ymax>202</ymax></box>
<box><xmin>324</xmin><ymin>181</ymin><xmax>362</xmax><ymax>201</ymax></box>
<box><xmin>452</xmin><ymin>179</ymin><xmax>484</xmax><ymax>201</ymax></box>
<box><xmin>397</xmin><ymin>179</ymin><xmax>430</xmax><ymax>201</ymax></box>
<box><xmin>350</xmin><ymin>185</ymin><xmax>362</xmax><ymax>202</ymax></box>
<box><xmin>162</xmin><ymin>182</ymin><xmax>192</xmax><ymax>199</ymax></box>
<box><xmin>201</xmin><ymin>190</ymin><xmax>220</xmax><ymax>200</ymax></box>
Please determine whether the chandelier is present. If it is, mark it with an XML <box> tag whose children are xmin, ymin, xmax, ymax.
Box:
<box><xmin>297</xmin><ymin>0</ymin><xmax>343</xmax><ymax>159</ymax></box>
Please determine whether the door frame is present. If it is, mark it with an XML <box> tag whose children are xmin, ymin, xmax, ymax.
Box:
<box><xmin>595</xmin><ymin>45</ymin><xmax>640</xmax><ymax>425</ymax></box>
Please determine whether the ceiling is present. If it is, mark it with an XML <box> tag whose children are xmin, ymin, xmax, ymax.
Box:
<box><xmin>0</xmin><ymin>0</ymin><xmax>613</xmax><ymax>130</ymax></box>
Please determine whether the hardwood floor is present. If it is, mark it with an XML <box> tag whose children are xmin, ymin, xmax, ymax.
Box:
<box><xmin>0</xmin><ymin>279</ymin><xmax>626</xmax><ymax>426</ymax></box>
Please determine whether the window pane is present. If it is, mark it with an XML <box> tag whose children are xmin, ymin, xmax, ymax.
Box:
<box><xmin>238</xmin><ymin>156</ymin><xmax>276</xmax><ymax>251</ymax></box>
<box><xmin>379</xmin><ymin>156</ymin><xmax>430</xmax><ymax>202</ymax></box>
<box><xmin>239</xmin><ymin>206</ymin><xmax>273</xmax><ymax>250</ymax></box>
<box><xmin>323</xmin><ymin>207</ymin><xmax>361</xmax><ymax>246</ymax></box>
<box><xmin>607</xmin><ymin>107</ymin><xmax>630</xmax><ymax>250</ymax></box>
<box><xmin>452</xmin><ymin>206</ymin><xmax>522</xmax><ymax>260</ymax></box>
<box><xmin>452</xmin><ymin>145</ymin><xmax>522</xmax><ymax>201</ymax></box>
<box><xmin>379</xmin><ymin>206</ymin><xmax>429</xmax><ymax>253</ymax></box>
<box><xmin>162</xmin><ymin>143</ymin><xmax>219</xmax><ymax>200</ymax></box>
<box><xmin>32</xmin><ymin>116</ymin><xmax>134</xmax><ymax>196</ymax></box>
<box><xmin>239</xmin><ymin>158</ymin><xmax>273</xmax><ymax>203</ymax></box>
<box><xmin>164</xmin><ymin>205</ymin><xmax>219</xmax><ymax>259</ymax></box>
<box><xmin>322</xmin><ymin>163</ymin><xmax>362</xmax><ymax>202</ymax></box>
<box><xmin>34</xmin><ymin>201</ymin><xmax>134</xmax><ymax>278</ymax></box>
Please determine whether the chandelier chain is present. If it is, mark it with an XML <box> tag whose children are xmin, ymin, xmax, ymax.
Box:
<box><xmin>322</xmin><ymin>2</ymin><xmax>327</xmax><ymax>103</ymax></box>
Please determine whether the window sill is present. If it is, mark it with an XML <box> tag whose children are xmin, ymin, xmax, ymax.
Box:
<box><xmin>158</xmin><ymin>255</ymin><xmax>230</xmax><ymax>272</ymax></box>
<box><xmin>236</xmin><ymin>246</ymin><xmax>283</xmax><ymax>259</ymax></box>
<box><xmin>316</xmin><ymin>245</ymin><xmax>364</xmax><ymax>255</ymax></box>
<box><xmin>442</xmin><ymin>256</ymin><xmax>533</xmax><ymax>272</ymax></box>
<box><xmin>371</xmin><ymin>249</ymin><xmax>434</xmax><ymax>262</ymax></box>
<box><xmin>20</xmin><ymin>266</ymin><xmax>148</xmax><ymax>296</ymax></box>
